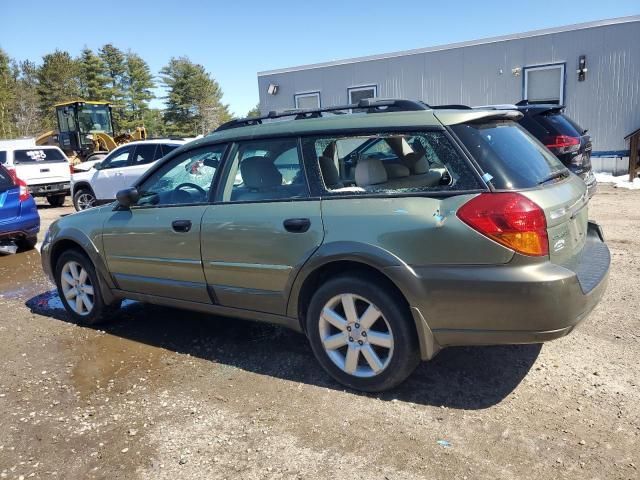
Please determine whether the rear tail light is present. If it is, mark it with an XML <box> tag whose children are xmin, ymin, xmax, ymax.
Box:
<box><xmin>69</xmin><ymin>163</ymin><xmax>75</xmax><ymax>175</ymax></box>
<box><xmin>457</xmin><ymin>193</ymin><xmax>549</xmax><ymax>256</ymax></box>
<box><xmin>544</xmin><ymin>135</ymin><xmax>580</xmax><ymax>154</ymax></box>
<box><xmin>16</xmin><ymin>178</ymin><xmax>30</xmax><ymax>202</ymax></box>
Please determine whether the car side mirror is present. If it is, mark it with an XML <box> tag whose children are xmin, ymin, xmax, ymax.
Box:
<box><xmin>116</xmin><ymin>187</ymin><xmax>139</xmax><ymax>209</ymax></box>
<box><xmin>94</xmin><ymin>162</ymin><xmax>103</xmax><ymax>171</ymax></box>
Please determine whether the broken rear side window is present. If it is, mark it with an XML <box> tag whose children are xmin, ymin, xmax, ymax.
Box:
<box><xmin>301</xmin><ymin>131</ymin><xmax>483</xmax><ymax>195</ymax></box>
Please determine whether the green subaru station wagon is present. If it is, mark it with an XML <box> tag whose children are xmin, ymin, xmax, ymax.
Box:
<box><xmin>41</xmin><ymin>99</ymin><xmax>610</xmax><ymax>391</ymax></box>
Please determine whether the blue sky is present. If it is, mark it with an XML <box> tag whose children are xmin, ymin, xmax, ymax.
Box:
<box><xmin>1</xmin><ymin>0</ymin><xmax>638</xmax><ymax>117</ymax></box>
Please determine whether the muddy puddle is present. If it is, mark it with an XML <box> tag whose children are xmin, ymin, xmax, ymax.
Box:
<box><xmin>0</xmin><ymin>248</ymin><xmax>51</xmax><ymax>300</ymax></box>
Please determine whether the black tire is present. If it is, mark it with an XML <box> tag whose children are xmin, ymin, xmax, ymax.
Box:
<box><xmin>46</xmin><ymin>194</ymin><xmax>66</xmax><ymax>207</ymax></box>
<box><xmin>17</xmin><ymin>235</ymin><xmax>38</xmax><ymax>251</ymax></box>
<box><xmin>73</xmin><ymin>188</ymin><xmax>96</xmax><ymax>211</ymax></box>
<box><xmin>306</xmin><ymin>275</ymin><xmax>420</xmax><ymax>392</ymax></box>
<box><xmin>54</xmin><ymin>249</ymin><xmax>121</xmax><ymax>325</ymax></box>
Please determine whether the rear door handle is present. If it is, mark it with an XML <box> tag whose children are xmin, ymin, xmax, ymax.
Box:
<box><xmin>283</xmin><ymin>218</ymin><xmax>311</xmax><ymax>233</ymax></box>
<box><xmin>172</xmin><ymin>219</ymin><xmax>192</xmax><ymax>233</ymax></box>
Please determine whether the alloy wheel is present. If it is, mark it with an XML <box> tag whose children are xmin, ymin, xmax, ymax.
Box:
<box><xmin>318</xmin><ymin>293</ymin><xmax>394</xmax><ymax>378</ymax></box>
<box><xmin>60</xmin><ymin>261</ymin><xmax>94</xmax><ymax>316</ymax></box>
<box><xmin>76</xmin><ymin>192</ymin><xmax>96</xmax><ymax>210</ymax></box>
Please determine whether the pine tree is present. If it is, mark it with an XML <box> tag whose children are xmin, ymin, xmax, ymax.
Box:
<box><xmin>0</xmin><ymin>48</ymin><xmax>16</xmax><ymax>138</ymax></box>
<box><xmin>13</xmin><ymin>60</ymin><xmax>43</xmax><ymax>137</ymax></box>
<box><xmin>98</xmin><ymin>44</ymin><xmax>126</xmax><ymax>130</ymax></box>
<box><xmin>78</xmin><ymin>47</ymin><xmax>109</xmax><ymax>100</ymax></box>
<box><xmin>160</xmin><ymin>56</ymin><xmax>231</xmax><ymax>136</ymax></box>
<box><xmin>142</xmin><ymin>108</ymin><xmax>167</xmax><ymax>137</ymax></box>
<box><xmin>246</xmin><ymin>104</ymin><xmax>261</xmax><ymax>118</ymax></box>
<box><xmin>36</xmin><ymin>50</ymin><xmax>81</xmax><ymax>129</ymax></box>
<box><xmin>122</xmin><ymin>52</ymin><xmax>154</xmax><ymax>130</ymax></box>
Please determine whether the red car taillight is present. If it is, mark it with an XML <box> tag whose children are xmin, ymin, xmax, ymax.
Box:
<box><xmin>457</xmin><ymin>193</ymin><xmax>549</xmax><ymax>257</ymax></box>
<box><xmin>16</xmin><ymin>178</ymin><xmax>31</xmax><ymax>202</ymax></box>
<box><xmin>544</xmin><ymin>135</ymin><xmax>580</xmax><ymax>154</ymax></box>
<box><xmin>69</xmin><ymin>163</ymin><xmax>75</xmax><ymax>175</ymax></box>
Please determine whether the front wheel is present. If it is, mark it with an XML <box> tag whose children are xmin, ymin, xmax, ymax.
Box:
<box><xmin>306</xmin><ymin>275</ymin><xmax>419</xmax><ymax>392</ymax></box>
<box><xmin>73</xmin><ymin>188</ymin><xmax>96</xmax><ymax>211</ymax></box>
<box><xmin>47</xmin><ymin>194</ymin><xmax>66</xmax><ymax>207</ymax></box>
<box><xmin>55</xmin><ymin>249</ymin><xmax>120</xmax><ymax>325</ymax></box>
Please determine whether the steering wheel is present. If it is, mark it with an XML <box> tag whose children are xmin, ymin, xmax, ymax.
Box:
<box><xmin>174</xmin><ymin>182</ymin><xmax>207</xmax><ymax>201</ymax></box>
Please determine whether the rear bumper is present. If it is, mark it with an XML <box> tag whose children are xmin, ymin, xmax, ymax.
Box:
<box><xmin>386</xmin><ymin>222</ymin><xmax>610</xmax><ymax>357</ymax></box>
<box><xmin>0</xmin><ymin>197</ymin><xmax>40</xmax><ymax>240</ymax></box>
<box><xmin>28</xmin><ymin>182</ymin><xmax>70</xmax><ymax>197</ymax></box>
<box><xmin>0</xmin><ymin>218</ymin><xmax>40</xmax><ymax>241</ymax></box>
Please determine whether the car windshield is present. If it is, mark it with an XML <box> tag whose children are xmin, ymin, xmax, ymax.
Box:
<box><xmin>539</xmin><ymin>112</ymin><xmax>585</xmax><ymax>136</ymax></box>
<box><xmin>78</xmin><ymin>105</ymin><xmax>113</xmax><ymax>135</ymax></box>
<box><xmin>14</xmin><ymin>149</ymin><xmax>67</xmax><ymax>164</ymax></box>
<box><xmin>451</xmin><ymin>121</ymin><xmax>567</xmax><ymax>189</ymax></box>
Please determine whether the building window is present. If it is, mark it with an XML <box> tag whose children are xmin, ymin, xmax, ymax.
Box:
<box><xmin>294</xmin><ymin>92</ymin><xmax>320</xmax><ymax>110</ymax></box>
<box><xmin>348</xmin><ymin>85</ymin><xmax>377</xmax><ymax>106</ymax></box>
<box><xmin>523</xmin><ymin>64</ymin><xmax>565</xmax><ymax>105</ymax></box>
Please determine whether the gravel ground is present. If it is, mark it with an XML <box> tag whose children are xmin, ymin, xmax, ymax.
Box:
<box><xmin>0</xmin><ymin>187</ymin><xmax>638</xmax><ymax>480</ymax></box>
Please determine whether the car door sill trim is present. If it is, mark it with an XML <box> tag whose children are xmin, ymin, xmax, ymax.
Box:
<box><xmin>111</xmin><ymin>289</ymin><xmax>302</xmax><ymax>332</ymax></box>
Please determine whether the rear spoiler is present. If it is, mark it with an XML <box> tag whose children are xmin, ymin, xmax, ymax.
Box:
<box><xmin>536</xmin><ymin>106</ymin><xmax>565</xmax><ymax>116</ymax></box>
<box><xmin>434</xmin><ymin>109</ymin><xmax>523</xmax><ymax>126</ymax></box>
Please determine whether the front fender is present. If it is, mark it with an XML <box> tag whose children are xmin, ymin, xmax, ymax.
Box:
<box><xmin>44</xmin><ymin>223</ymin><xmax>116</xmax><ymax>305</ymax></box>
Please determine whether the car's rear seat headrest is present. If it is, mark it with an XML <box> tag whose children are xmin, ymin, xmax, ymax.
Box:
<box><xmin>241</xmin><ymin>157</ymin><xmax>282</xmax><ymax>190</ymax></box>
<box><xmin>355</xmin><ymin>157</ymin><xmax>388</xmax><ymax>187</ymax></box>
<box><xmin>403</xmin><ymin>152</ymin><xmax>429</xmax><ymax>174</ymax></box>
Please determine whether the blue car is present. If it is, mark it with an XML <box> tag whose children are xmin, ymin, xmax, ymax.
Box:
<box><xmin>0</xmin><ymin>164</ymin><xmax>40</xmax><ymax>250</ymax></box>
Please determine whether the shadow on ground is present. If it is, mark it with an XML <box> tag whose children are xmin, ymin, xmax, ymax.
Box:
<box><xmin>26</xmin><ymin>290</ymin><xmax>540</xmax><ymax>409</ymax></box>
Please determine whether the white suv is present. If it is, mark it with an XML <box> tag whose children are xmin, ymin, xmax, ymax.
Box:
<box><xmin>71</xmin><ymin>139</ymin><xmax>186</xmax><ymax>210</ymax></box>
<box><xmin>0</xmin><ymin>142</ymin><xmax>71</xmax><ymax>207</ymax></box>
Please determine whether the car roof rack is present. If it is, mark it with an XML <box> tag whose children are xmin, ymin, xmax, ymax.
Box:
<box><xmin>214</xmin><ymin>99</ymin><xmax>430</xmax><ymax>132</ymax></box>
<box><xmin>431</xmin><ymin>104</ymin><xmax>472</xmax><ymax>110</ymax></box>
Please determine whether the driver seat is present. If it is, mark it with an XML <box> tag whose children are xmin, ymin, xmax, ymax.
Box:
<box><xmin>231</xmin><ymin>157</ymin><xmax>284</xmax><ymax>201</ymax></box>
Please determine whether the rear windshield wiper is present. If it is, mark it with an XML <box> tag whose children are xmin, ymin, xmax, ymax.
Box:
<box><xmin>538</xmin><ymin>170</ymin><xmax>569</xmax><ymax>185</ymax></box>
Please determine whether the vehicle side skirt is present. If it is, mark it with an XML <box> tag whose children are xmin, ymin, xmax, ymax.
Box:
<box><xmin>110</xmin><ymin>289</ymin><xmax>302</xmax><ymax>332</ymax></box>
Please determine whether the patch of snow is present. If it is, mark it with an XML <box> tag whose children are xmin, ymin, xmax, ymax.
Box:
<box><xmin>36</xmin><ymin>290</ymin><xmax>138</xmax><ymax>311</ymax></box>
<box><xmin>594</xmin><ymin>173</ymin><xmax>640</xmax><ymax>190</ymax></box>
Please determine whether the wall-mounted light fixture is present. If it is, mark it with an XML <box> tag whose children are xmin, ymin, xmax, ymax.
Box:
<box><xmin>511</xmin><ymin>67</ymin><xmax>521</xmax><ymax>77</ymax></box>
<box><xmin>267</xmin><ymin>83</ymin><xmax>279</xmax><ymax>95</ymax></box>
<box><xmin>577</xmin><ymin>55</ymin><xmax>587</xmax><ymax>81</ymax></box>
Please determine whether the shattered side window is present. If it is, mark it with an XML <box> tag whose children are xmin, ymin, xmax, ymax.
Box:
<box><xmin>301</xmin><ymin>131</ymin><xmax>483</xmax><ymax>195</ymax></box>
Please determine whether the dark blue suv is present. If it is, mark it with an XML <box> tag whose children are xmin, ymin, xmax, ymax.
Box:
<box><xmin>0</xmin><ymin>164</ymin><xmax>40</xmax><ymax>250</ymax></box>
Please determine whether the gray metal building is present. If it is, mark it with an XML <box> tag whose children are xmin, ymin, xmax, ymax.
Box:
<box><xmin>257</xmin><ymin>16</ymin><xmax>640</xmax><ymax>173</ymax></box>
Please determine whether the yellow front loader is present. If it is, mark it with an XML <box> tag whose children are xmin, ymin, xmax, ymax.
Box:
<box><xmin>36</xmin><ymin>101</ymin><xmax>146</xmax><ymax>164</ymax></box>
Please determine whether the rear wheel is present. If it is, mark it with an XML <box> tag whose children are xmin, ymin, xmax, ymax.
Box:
<box><xmin>73</xmin><ymin>188</ymin><xmax>96</xmax><ymax>211</ymax></box>
<box><xmin>55</xmin><ymin>249</ymin><xmax>120</xmax><ymax>325</ymax></box>
<box><xmin>47</xmin><ymin>194</ymin><xmax>66</xmax><ymax>207</ymax></box>
<box><xmin>17</xmin><ymin>235</ymin><xmax>37</xmax><ymax>251</ymax></box>
<box><xmin>306</xmin><ymin>275</ymin><xmax>419</xmax><ymax>392</ymax></box>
